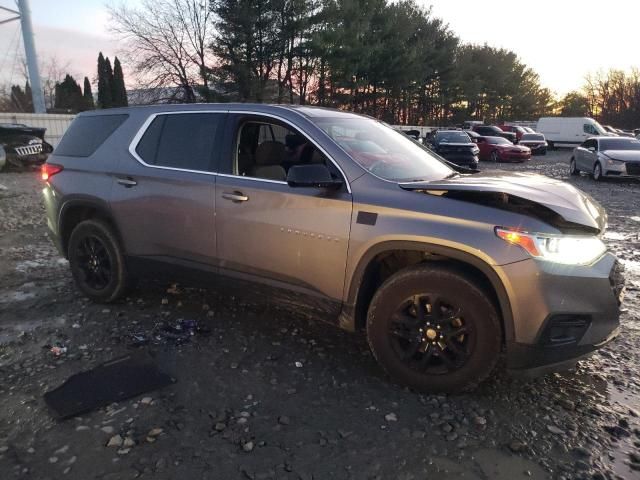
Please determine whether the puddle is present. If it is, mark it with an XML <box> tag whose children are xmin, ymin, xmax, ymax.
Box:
<box><xmin>0</xmin><ymin>282</ymin><xmax>38</xmax><ymax>304</ymax></box>
<box><xmin>0</xmin><ymin>316</ymin><xmax>67</xmax><ymax>344</ymax></box>
<box><xmin>605</xmin><ymin>231</ymin><xmax>627</xmax><ymax>241</ymax></box>
<box><xmin>607</xmin><ymin>385</ymin><xmax>640</xmax><ymax>479</ymax></box>
<box><xmin>621</xmin><ymin>259</ymin><xmax>640</xmax><ymax>276</ymax></box>
<box><xmin>15</xmin><ymin>257</ymin><xmax>68</xmax><ymax>273</ymax></box>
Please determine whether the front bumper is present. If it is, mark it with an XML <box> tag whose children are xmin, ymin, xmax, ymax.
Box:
<box><xmin>500</xmin><ymin>252</ymin><xmax>623</xmax><ymax>371</ymax></box>
<box><xmin>499</xmin><ymin>151</ymin><xmax>531</xmax><ymax>161</ymax></box>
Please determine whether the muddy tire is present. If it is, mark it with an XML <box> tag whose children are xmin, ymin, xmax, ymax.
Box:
<box><xmin>569</xmin><ymin>158</ymin><xmax>580</xmax><ymax>176</ymax></box>
<box><xmin>366</xmin><ymin>264</ymin><xmax>501</xmax><ymax>393</ymax></box>
<box><xmin>68</xmin><ymin>219</ymin><xmax>129</xmax><ymax>303</ymax></box>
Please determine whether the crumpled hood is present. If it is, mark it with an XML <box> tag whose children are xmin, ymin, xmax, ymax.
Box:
<box><xmin>602</xmin><ymin>150</ymin><xmax>640</xmax><ymax>162</ymax></box>
<box><xmin>400</xmin><ymin>171</ymin><xmax>607</xmax><ymax>232</ymax></box>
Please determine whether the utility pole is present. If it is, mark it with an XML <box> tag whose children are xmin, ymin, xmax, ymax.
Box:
<box><xmin>0</xmin><ymin>0</ymin><xmax>46</xmax><ymax>113</ymax></box>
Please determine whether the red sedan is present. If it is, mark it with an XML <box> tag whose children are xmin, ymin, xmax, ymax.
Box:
<box><xmin>476</xmin><ymin>136</ymin><xmax>531</xmax><ymax>162</ymax></box>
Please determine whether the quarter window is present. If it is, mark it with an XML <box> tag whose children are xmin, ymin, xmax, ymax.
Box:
<box><xmin>135</xmin><ymin>113</ymin><xmax>221</xmax><ymax>172</ymax></box>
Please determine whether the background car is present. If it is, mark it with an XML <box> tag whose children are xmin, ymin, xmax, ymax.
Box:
<box><xmin>498</xmin><ymin>124</ymin><xmax>527</xmax><ymax>142</ymax></box>
<box><xmin>0</xmin><ymin>123</ymin><xmax>53</xmax><ymax>171</ymax></box>
<box><xmin>570</xmin><ymin>136</ymin><xmax>640</xmax><ymax>181</ymax></box>
<box><xmin>476</xmin><ymin>136</ymin><xmax>531</xmax><ymax>162</ymax></box>
<box><xmin>430</xmin><ymin>130</ymin><xmax>479</xmax><ymax>167</ymax></box>
<box><xmin>472</xmin><ymin>124</ymin><xmax>517</xmax><ymax>143</ymax></box>
<box><xmin>518</xmin><ymin>133</ymin><xmax>548</xmax><ymax>155</ymax></box>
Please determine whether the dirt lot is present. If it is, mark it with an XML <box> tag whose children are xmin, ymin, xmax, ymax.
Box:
<box><xmin>0</xmin><ymin>151</ymin><xmax>639</xmax><ymax>480</ymax></box>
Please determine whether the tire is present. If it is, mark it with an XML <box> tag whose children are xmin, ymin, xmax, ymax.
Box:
<box><xmin>68</xmin><ymin>219</ymin><xmax>129</xmax><ymax>303</ymax></box>
<box><xmin>547</xmin><ymin>141</ymin><xmax>555</xmax><ymax>151</ymax></box>
<box><xmin>593</xmin><ymin>162</ymin><xmax>603</xmax><ymax>181</ymax></box>
<box><xmin>569</xmin><ymin>157</ymin><xmax>580</xmax><ymax>176</ymax></box>
<box><xmin>366</xmin><ymin>264</ymin><xmax>502</xmax><ymax>393</ymax></box>
<box><xmin>541</xmin><ymin>149</ymin><xmax>547</xmax><ymax>156</ymax></box>
<box><xmin>490</xmin><ymin>150</ymin><xmax>499</xmax><ymax>162</ymax></box>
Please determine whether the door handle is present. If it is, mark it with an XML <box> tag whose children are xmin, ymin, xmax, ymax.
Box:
<box><xmin>117</xmin><ymin>177</ymin><xmax>137</xmax><ymax>187</ymax></box>
<box><xmin>222</xmin><ymin>191</ymin><xmax>249</xmax><ymax>202</ymax></box>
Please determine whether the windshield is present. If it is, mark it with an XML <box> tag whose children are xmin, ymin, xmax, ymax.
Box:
<box><xmin>486</xmin><ymin>136</ymin><xmax>511</xmax><ymax>145</ymax></box>
<box><xmin>521</xmin><ymin>134</ymin><xmax>544</xmax><ymax>141</ymax></box>
<box><xmin>600</xmin><ymin>138</ymin><xmax>640</xmax><ymax>151</ymax></box>
<box><xmin>315</xmin><ymin>117</ymin><xmax>454</xmax><ymax>182</ymax></box>
<box><xmin>437</xmin><ymin>131</ymin><xmax>470</xmax><ymax>143</ymax></box>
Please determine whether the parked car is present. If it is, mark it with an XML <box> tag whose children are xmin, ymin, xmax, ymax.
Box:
<box><xmin>0</xmin><ymin>123</ymin><xmax>53</xmax><ymax>171</ymax></box>
<box><xmin>464</xmin><ymin>130</ymin><xmax>481</xmax><ymax>142</ymax></box>
<box><xmin>42</xmin><ymin>104</ymin><xmax>623</xmax><ymax>393</ymax></box>
<box><xmin>476</xmin><ymin>136</ymin><xmax>531</xmax><ymax>162</ymax></box>
<box><xmin>430</xmin><ymin>130</ymin><xmax>479</xmax><ymax>168</ymax></box>
<box><xmin>523</xmin><ymin>127</ymin><xmax>536</xmax><ymax>133</ymax></box>
<box><xmin>472</xmin><ymin>125</ymin><xmax>517</xmax><ymax>143</ymax></box>
<box><xmin>602</xmin><ymin>125</ymin><xmax>619</xmax><ymax>136</ymax></box>
<box><xmin>570</xmin><ymin>136</ymin><xmax>640</xmax><ymax>181</ymax></box>
<box><xmin>536</xmin><ymin>117</ymin><xmax>610</xmax><ymax>149</ymax></box>
<box><xmin>518</xmin><ymin>133</ymin><xmax>548</xmax><ymax>155</ymax></box>
<box><xmin>498</xmin><ymin>125</ymin><xmax>527</xmax><ymax>142</ymax></box>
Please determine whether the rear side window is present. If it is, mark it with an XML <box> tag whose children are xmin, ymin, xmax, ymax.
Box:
<box><xmin>135</xmin><ymin>113</ymin><xmax>221</xmax><ymax>172</ymax></box>
<box><xmin>55</xmin><ymin>114</ymin><xmax>128</xmax><ymax>157</ymax></box>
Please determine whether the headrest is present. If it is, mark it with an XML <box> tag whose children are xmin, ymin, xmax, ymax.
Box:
<box><xmin>255</xmin><ymin>141</ymin><xmax>285</xmax><ymax>165</ymax></box>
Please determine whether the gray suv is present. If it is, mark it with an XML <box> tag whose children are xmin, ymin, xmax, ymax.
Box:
<box><xmin>42</xmin><ymin>104</ymin><xmax>624</xmax><ymax>393</ymax></box>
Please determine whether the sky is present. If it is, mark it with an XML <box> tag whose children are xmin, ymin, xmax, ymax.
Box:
<box><xmin>0</xmin><ymin>0</ymin><xmax>638</xmax><ymax>96</ymax></box>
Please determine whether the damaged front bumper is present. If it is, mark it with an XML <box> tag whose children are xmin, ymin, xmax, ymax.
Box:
<box><xmin>501</xmin><ymin>253</ymin><xmax>623</xmax><ymax>374</ymax></box>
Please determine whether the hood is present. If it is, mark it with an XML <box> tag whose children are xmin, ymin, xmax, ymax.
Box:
<box><xmin>602</xmin><ymin>150</ymin><xmax>640</xmax><ymax>162</ymax></box>
<box><xmin>399</xmin><ymin>171</ymin><xmax>607</xmax><ymax>233</ymax></box>
<box><xmin>439</xmin><ymin>142</ymin><xmax>476</xmax><ymax>147</ymax></box>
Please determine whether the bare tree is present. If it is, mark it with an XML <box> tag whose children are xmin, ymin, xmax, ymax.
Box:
<box><xmin>17</xmin><ymin>54</ymin><xmax>73</xmax><ymax>110</ymax></box>
<box><xmin>108</xmin><ymin>0</ymin><xmax>215</xmax><ymax>103</ymax></box>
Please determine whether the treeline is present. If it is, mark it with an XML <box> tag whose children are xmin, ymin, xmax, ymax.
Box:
<box><xmin>0</xmin><ymin>52</ymin><xmax>127</xmax><ymax>114</ymax></box>
<box><xmin>559</xmin><ymin>69</ymin><xmax>640</xmax><ymax>129</ymax></box>
<box><xmin>109</xmin><ymin>0</ymin><xmax>554</xmax><ymax>124</ymax></box>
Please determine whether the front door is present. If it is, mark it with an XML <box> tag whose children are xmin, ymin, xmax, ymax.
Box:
<box><xmin>215</xmin><ymin>114</ymin><xmax>353</xmax><ymax>303</ymax></box>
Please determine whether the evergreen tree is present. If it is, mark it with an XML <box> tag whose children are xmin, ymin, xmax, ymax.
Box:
<box><xmin>83</xmin><ymin>77</ymin><xmax>95</xmax><ymax>110</ymax></box>
<box><xmin>97</xmin><ymin>52</ymin><xmax>113</xmax><ymax>108</ymax></box>
<box><xmin>10</xmin><ymin>82</ymin><xmax>34</xmax><ymax>112</ymax></box>
<box><xmin>54</xmin><ymin>74</ymin><xmax>84</xmax><ymax>112</ymax></box>
<box><xmin>111</xmin><ymin>57</ymin><xmax>128</xmax><ymax>107</ymax></box>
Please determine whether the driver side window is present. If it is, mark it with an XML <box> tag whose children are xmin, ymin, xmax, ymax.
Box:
<box><xmin>234</xmin><ymin>120</ymin><xmax>330</xmax><ymax>181</ymax></box>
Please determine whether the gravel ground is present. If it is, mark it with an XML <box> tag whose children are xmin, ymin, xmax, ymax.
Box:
<box><xmin>0</xmin><ymin>150</ymin><xmax>639</xmax><ymax>480</ymax></box>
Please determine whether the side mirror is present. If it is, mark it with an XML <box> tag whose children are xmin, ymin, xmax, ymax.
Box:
<box><xmin>286</xmin><ymin>164</ymin><xmax>343</xmax><ymax>189</ymax></box>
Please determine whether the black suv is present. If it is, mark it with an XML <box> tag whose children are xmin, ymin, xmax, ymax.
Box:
<box><xmin>472</xmin><ymin>125</ymin><xmax>517</xmax><ymax>143</ymax></box>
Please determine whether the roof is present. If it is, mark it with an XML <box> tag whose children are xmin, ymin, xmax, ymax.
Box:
<box><xmin>76</xmin><ymin>103</ymin><xmax>363</xmax><ymax>121</ymax></box>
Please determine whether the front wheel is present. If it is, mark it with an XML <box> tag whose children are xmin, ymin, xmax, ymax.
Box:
<box><xmin>569</xmin><ymin>157</ymin><xmax>580</xmax><ymax>175</ymax></box>
<box><xmin>366</xmin><ymin>265</ymin><xmax>501</xmax><ymax>393</ymax></box>
<box><xmin>593</xmin><ymin>162</ymin><xmax>603</xmax><ymax>181</ymax></box>
<box><xmin>490</xmin><ymin>150</ymin><xmax>499</xmax><ymax>162</ymax></box>
<box><xmin>68</xmin><ymin>219</ymin><xmax>129</xmax><ymax>303</ymax></box>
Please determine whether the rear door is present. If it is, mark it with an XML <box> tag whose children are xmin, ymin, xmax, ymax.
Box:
<box><xmin>215</xmin><ymin>113</ymin><xmax>353</xmax><ymax>305</ymax></box>
<box><xmin>110</xmin><ymin>111</ymin><xmax>226</xmax><ymax>267</ymax></box>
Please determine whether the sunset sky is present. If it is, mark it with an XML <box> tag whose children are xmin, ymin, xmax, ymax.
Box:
<box><xmin>0</xmin><ymin>0</ymin><xmax>638</xmax><ymax>96</ymax></box>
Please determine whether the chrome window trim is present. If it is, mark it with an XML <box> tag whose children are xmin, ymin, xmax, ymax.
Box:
<box><xmin>128</xmin><ymin>109</ymin><xmax>352</xmax><ymax>193</ymax></box>
<box><xmin>128</xmin><ymin>110</ymin><xmax>228</xmax><ymax>176</ymax></box>
<box><xmin>230</xmin><ymin>110</ymin><xmax>351</xmax><ymax>193</ymax></box>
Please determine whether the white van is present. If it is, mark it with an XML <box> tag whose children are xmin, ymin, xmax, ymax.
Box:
<box><xmin>536</xmin><ymin>117</ymin><xmax>609</xmax><ymax>149</ymax></box>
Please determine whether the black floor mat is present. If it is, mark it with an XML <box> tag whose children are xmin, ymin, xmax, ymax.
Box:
<box><xmin>44</xmin><ymin>353</ymin><xmax>175</xmax><ymax>419</ymax></box>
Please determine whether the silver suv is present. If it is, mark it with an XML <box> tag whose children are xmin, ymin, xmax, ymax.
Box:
<box><xmin>42</xmin><ymin>104</ymin><xmax>624</xmax><ymax>393</ymax></box>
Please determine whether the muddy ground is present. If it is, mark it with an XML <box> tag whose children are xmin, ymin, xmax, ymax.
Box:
<box><xmin>0</xmin><ymin>151</ymin><xmax>639</xmax><ymax>480</ymax></box>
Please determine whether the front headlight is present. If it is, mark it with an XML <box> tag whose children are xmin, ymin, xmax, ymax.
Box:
<box><xmin>605</xmin><ymin>157</ymin><xmax>624</xmax><ymax>166</ymax></box>
<box><xmin>495</xmin><ymin>227</ymin><xmax>607</xmax><ymax>265</ymax></box>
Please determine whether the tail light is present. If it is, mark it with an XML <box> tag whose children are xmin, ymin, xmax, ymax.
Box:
<box><xmin>41</xmin><ymin>163</ymin><xmax>63</xmax><ymax>181</ymax></box>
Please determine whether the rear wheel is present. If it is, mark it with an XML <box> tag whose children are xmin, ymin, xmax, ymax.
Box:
<box><xmin>366</xmin><ymin>265</ymin><xmax>501</xmax><ymax>393</ymax></box>
<box><xmin>490</xmin><ymin>150</ymin><xmax>499</xmax><ymax>162</ymax></box>
<box><xmin>569</xmin><ymin>157</ymin><xmax>580</xmax><ymax>176</ymax></box>
<box><xmin>68</xmin><ymin>219</ymin><xmax>129</xmax><ymax>303</ymax></box>
<box><xmin>593</xmin><ymin>162</ymin><xmax>603</xmax><ymax>181</ymax></box>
